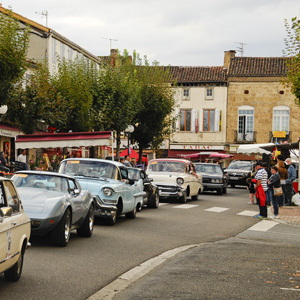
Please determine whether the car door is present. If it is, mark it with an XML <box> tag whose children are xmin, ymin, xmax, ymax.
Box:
<box><xmin>0</xmin><ymin>181</ymin><xmax>23</xmax><ymax>272</ymax></box>
<box><xmin>67</xmin><ymin>178</ymin><xmax>84</xmax><ymax>226</ymax></box>
<box><xmin>119</xmin><ymin>167</ymin><xmax>136</xmax><ymax>212</ymax></box>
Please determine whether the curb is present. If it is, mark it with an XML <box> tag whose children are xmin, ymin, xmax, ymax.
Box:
<box><xmin>86</xmin><ymin>244</ymin><xmax>199</xmax><ymax>300</ymax></box>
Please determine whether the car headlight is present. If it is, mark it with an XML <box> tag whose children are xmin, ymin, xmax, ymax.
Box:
<box><xmin>211</xmin><ymin>179</ymin><xmax>221</xmax><ymax>183</ymax></box>
<box><xmin>176</xmin><ymin>177</ymin><xmax>184</xmax><ymax>185</ymax></box>
<box><xmin>102</xmin><ymin>187</ymin><xmax>114</xmax><ymax>196</ymax></box>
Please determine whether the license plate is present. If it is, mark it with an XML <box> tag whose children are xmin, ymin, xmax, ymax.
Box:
<box><xmin>229</xmin><ymin>177</ymin><xmax>239</xmax><ymax>180</ymax></box>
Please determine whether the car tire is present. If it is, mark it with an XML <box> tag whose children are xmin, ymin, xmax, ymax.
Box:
<box><xmin>77</xmin><ymin>205</ymin><xmax>94</xmax><ymax>237</ymax></box>
<box><xmin>180</xmin><ymin>191</ymin><xmax>187</xmax><ymax>203</ymax></box>
<box><xmin>106</xmin><ymin>213</ymin><xmax>117</xmax><ymax>226</ymax></box>
<box><xmin>217</xmin><ymin>189</ymin><xmax>223</xmax><ymax>195</ymax></box>
<box><xmin>125</xmin><ymin>206</ymin><xmax>137</xmax><ymax>219</ymax></box>
<box><xmin>147</xmin><ymin>190</ymin><xmax>159</xmax><ymax>208</ymax></box>
<box><xmin>50</xmin><ymin>209</ymin><xmax>71</xmax><ymax>247</ymax></box>
<box><xmin>4</xmin><ymin>246</ymin><xmax>24</xmax><ymax>281</ymax></box>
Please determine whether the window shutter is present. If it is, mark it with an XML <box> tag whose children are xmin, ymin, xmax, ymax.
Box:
<box><xmin>199</xmin><ymin>109</ymin><xmax>203</xmax><ymax>131</ymax></box>
<box><xmin>175</xmin><ymin>108</ymin><xmax>180</xmax><ymax>132</ymax></box>
<box><xmin>191</xmin><ymin>109</ymin><xmax>197</xmax><ymax>132</ymax></box>
<box><xmin>215</xmin><ymin>109</ymin><xmax>220</xmax><ymax>132</ymax></box>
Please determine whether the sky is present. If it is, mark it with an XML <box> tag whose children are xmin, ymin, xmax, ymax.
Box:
<box><xmin>2</xmin><ymin>0</ymin><xmax>300</xmax><ymax>66</ymax></box>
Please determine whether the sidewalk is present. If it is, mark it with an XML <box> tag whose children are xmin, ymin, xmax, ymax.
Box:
<box><xmin>277</xmin><ymin>205</ymin><xmax>300</xmax><ymax>225</ymax></box>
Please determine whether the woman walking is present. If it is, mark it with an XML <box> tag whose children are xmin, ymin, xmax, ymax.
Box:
<box><xmin>267</xmin><ymin>166</ymin><xmax>281</xmax><ymax>219</ymax></box>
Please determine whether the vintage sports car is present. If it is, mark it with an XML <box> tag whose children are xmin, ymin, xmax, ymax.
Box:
<box><xmin>58</xmin><ymin>158</ymin><xmax>146</xmax><ymax>225</ymax></box>
<box><xmin>11</xmin><ymin>171</ymin><xmax>94</xmax><ymax>247</ymax></box>
<box><xmin>128</xmin><ymin>167</ymin><xmax>159</xmax><ymax>209</ymax></box>
<box><xmin>146</xmin><ymin>158</ymin><xmax>203</xmax><ymax>203</ymax></box>
<box><xmin>0</xmin><ymin>177</ymin><xmax>31</xmax><ymax>281</ymax></box>
<box><xmin>194</xmin><ymin>163</ymin><xmax>229</xmax><ymax>195</ymax></box>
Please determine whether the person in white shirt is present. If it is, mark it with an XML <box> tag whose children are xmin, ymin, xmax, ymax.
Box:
<box><xmin>17</xmin><ymin>149</ymin><xmax>27</xmax><ymax>163</ymax></box>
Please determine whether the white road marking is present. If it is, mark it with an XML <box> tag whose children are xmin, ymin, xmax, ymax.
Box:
<box><xmin>158</xmin><ymin>203</ymin><xmax>168</xmax><ymax>206</ymax></box>
<box><xmin>247</xmin><ymin>220</ymin><xmax>277</xmax><ymax>232</ymax></box>
<box><xmin>237</xmin><ymin>210</ymin><xmax>258</xmax><ymax>217</ymax></box>
<box><xmin>280</xmin><ymin>288</ymin><xmax>300</xmax><ymax>291</ymax></box>
<box><xmin>204</xmin><ymin>207</ymin><xmax>229</xmax><ymax>213</ymax></box>
<box><xmin>173</xmin><ymin>204</ymin><xmax>199</xmax><ymax>209</ymax></box>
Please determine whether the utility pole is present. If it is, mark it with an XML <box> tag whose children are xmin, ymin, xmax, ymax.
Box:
<box><xmin>101</xmin><ymin>37</ymin><xmax>118</xmax><ymax>51</ymax></box>
<box><xmin>235</xmin><ymin>42</ymin><xmax>247</xmax><ymax>57</ymax></box>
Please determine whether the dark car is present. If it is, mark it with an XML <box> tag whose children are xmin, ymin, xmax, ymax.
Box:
<box><xmin>128</xmin><ymin>167</ymin><xmax>159</xmax><ymax>208</ymax></box>
<box><xmin>224</xmin><ymin>160</ymin><xmax>255</xmax><ymax>187</ymax></box>
<box><xmin>194</xmin><ymin>163</ymin><xmax>228</xmax><ymax>195</ymax></box>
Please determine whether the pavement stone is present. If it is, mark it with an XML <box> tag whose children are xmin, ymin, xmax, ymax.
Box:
<box><xmin>277</xmin><ymin>206</ymin><xmax>300</xmax><ymax>225</ymax></box>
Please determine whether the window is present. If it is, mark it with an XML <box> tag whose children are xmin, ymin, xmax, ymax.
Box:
<box><xmin>238</xmin><ymin>106</ymin><xmax>254</xmax><ymax>141</ymax></box>
<box><xmin>273</xmin><ymin>106</ymin><xmax>289</xmax><ymax>132</ymax></box>
<box><xmin>203</xmin><ymin>109</ymin><xmax>215</xmax><ymax>131</ymax></box>
<box><xmin>182</xmin><ymin>88</ymin><xmax>190</xmax><ymax>100</ymax></box>
<box><xmin>206</xmin><ymin>88</ymin><xmax>214</xmax><ymax>100</ymax></box>
<box><xmin>180</xmin><ymin>109</ymin><xmax>191</xmax><ymax>131</ymax></box>
<box><xmin>3</xmin><ymin>181</ymin><xmax>19</xmax><ymax>213</ymax></box>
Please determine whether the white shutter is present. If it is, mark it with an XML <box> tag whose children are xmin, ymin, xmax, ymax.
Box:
<box><xmin>175</xmin><ymin>108</ymin><xmax>180</xmax><ymax>132</ymax></box>
<box><xmin>215</xmin><ymin>109</ymin><xmax>220</xmax><ymax>132</ymax></box>
<box><xmin>191</xmin><ymin>109</ymin><xmax>197</xmax><ymax>132</ymax></box>
<box><xmin>199</xmin><ymin>109</ymin><xmax>203</xmax><ymax>131</ymax></box>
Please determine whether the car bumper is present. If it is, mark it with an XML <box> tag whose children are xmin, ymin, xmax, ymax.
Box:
<box><xmin>202</xmin><ymin>183</ymin><xmax>224</xmax><ymax>190</ymax></box>
<box><xmin>93</xmin><ymin>195</ymin><xmax>118</xmax><ymax>219</ymax></box>
<box><xmin>157</xmin><ymin>184</ymin><xmax>185</xmax><ymax>198</ymax></box>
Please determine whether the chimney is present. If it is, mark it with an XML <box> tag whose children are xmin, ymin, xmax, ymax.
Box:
<box><xmin>110</xmin><ymin>49</ymin><xmax>117</xmax><ymax>57</ymax></box>
<box><xmin>224</xmin><ymin>50</ymin><xmax>236</xmax><ymax>69</ymax></box>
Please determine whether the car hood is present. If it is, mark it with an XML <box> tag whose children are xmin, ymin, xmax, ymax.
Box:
<box><xmin>198</xmin><ymin>172</ymin><xmax>222</xmax><ymax>178</ymax></box>
<box><xmin>18</xmin><ymin>187</ymin><xmax>65</xmax><ymax>214</ymax></box>
<box><xmin>75</xmin><ymin>177</ymin><xmax>119</xmax><ymax>195</ymax></box>
<box><xmin>224</xmin><ymin>169</ymin><xmax>250</xmax><ymax>174</ymax></box>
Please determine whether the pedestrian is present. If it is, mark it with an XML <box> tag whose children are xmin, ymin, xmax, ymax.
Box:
<box><xmin>246</xmin><ymin>177</ymin><xmax>255</xmax><ymax>204</ymax></box>
<box><xmin>0</xmin><ymin>152</ymin><xmax>9</xmax><ymax>172</ymax></box>
<box><xmin>123</xmin><ymin>155</ymin><xmax>132</xmax><ymax>167</ymax></box>
<box><xmin>262</xmin><ymin>162</ymin><xmax>272</xmax><ymax>205</ymax></box>
<box><xmin>275</xmin><ymin>154</ymin><xmax>288</xmax><ymax>206</ymax></box>
<box><xmin>253</xmin><ymin>162</ymin><xmax>268</xmax><ymax>219</ymax></box>
<box><xmin>285</xmin><ymin>158</ymin><xmax>296</xmax><ymax>206</ymax></box>
<box><xmin>267</xmin><ymin>166</ymin><xmax>281</xmax><ymax>219</ymax></box>
<box><xmin>17</xmin><ymin>149</ymin><xmax>27</xmax><ymax>163</ymax></box>
<box><xmin>120</xmin><ymin>157</ymin><xmax>125</xmax><ymax>164</ymax></box>
<box><xmin>131</xmin><ymin>157</ymin><xmax>137</xmax><ymax>167</ymax></box>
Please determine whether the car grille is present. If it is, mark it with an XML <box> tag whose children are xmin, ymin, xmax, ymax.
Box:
<box><xmin>157</xmin><ymin>185</ymin><xmax>179</xmax><ymax>193</ymax></box>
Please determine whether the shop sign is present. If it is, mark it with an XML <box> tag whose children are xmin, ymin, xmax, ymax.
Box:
<box><xmin>170</xmin><ymin>144</ymin><xmax>225</xmax><ymax>150</ymax></box>
<box><xmin>273</xmin><ymin>131</ymin><xmax>286</xmax><ymax>138</ymax></box>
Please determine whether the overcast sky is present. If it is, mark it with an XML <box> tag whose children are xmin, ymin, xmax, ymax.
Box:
<box><xmin>3</xmin><ymin>0</ymin><xmax>300</xmax><ymax>66</ymax></box>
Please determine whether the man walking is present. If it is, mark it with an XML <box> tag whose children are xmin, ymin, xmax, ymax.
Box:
<box><xmin>285</xmin><ymin>158</ymin><xmax>296</xmax><ymax>206</ymax></box>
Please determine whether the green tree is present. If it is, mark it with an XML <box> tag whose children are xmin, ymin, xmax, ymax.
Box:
<box><xmin>284</xmin><ymin>17</ymin><xmax>300</xmax><ymax>102</ymax></box>
<box><xmin>0</xmin><ymin>9</ymin><xmax>29</xmax><ymax>105</ymax></box>
<box><xmin>131</xmin><ymin>59</ymin><xmax>176</xmax><ymax>163</ymax></box>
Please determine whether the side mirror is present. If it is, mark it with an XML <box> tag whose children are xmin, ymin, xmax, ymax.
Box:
<box><xmin>73</xmin><ymin>189</ymin><xmax>80</xmax><ymax>195</ymax></box>
<box><xmin>0</xmin><ymin>207</ymin><xmax>12</xmax><ymax>218</ymax></box>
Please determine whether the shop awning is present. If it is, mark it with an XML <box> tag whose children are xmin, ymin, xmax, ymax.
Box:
<box><xmin>236</xmin><ymin>143</ymin><xmax>275</xmax><ymax>155</ymax></box>
<box><xmin>15</xmin><ymin>131</ymin><xmax>112</xmax><ymax>149</ymax></box>
<box><xmin>0</xmin><ymin>123</ymin><xmax>22</xmax><ymax>138</ymax></box>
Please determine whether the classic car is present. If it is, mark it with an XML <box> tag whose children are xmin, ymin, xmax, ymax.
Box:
<box><xmin>0</xmin><ymin>177</ymin><xmax>31</xmax><ymax>281</ymax></box>
<box><xmin>224</xmin><ymin>160</ymin><xmax>255</xmax><ymax>187</ymax></box>
<box><xmin>128</xmin><ymin>167</ymin><xmax>159</xmax><ymax>209</ymax></box>
<box><xmin>58</xmin><ymin>158</ymin><xmax>145</xmax><ymax>225</ymax></box>
<box><xmin>194</xmin><ymin>163</ymin><xmax>229</xmax><ymax>195</ymax></box>
<box><xmin>146</xmin><ymin>158</ymin><xmax>203</xmax><ymax>203</ymax></box>
<box><xmin>11</xmin><ymin>171</ymin><xmax>94</xmax><ymax>247</ymax></box>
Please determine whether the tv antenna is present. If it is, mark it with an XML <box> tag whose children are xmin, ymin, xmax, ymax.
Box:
<box><xmin>235</xmin><ymin>42</ymin><xmax>247</xmax><ymax>57</ymax></box>
<box><xmin>35</xmin><ymin>10</ymin><xmax>48</xmax><ymax>27</ymax></box>
<box><xmin>102</xmin><ymin>37</ymin><xmax>118</xmax><ymax>51</ymax></box>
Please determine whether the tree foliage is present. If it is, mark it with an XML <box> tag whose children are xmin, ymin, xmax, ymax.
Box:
<box><xmin>0</xmin><ymin>10</ymin><xmax>29</xmax><ymax>105</ymax></box>
<box><xmin>284</xmin><ymin>17</ymin><xmax>300</xmax><ymax>102</ymax></box>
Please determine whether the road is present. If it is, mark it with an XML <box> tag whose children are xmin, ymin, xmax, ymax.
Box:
<box><xmin>1</xmin><ymin>187</ymin><xmax>262</xmax><ymax>300</ymax></box>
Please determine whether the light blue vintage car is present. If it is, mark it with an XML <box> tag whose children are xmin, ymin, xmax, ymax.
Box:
<box><xmin>58</xmin><ymin>158</ymin><xmax>145</xmax><ymax>225</ymax></box>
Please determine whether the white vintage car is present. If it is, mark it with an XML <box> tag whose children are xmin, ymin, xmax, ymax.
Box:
<box><xmin>146</xmin><ymin>158</ymin><xmax>203</xmax><ymax>202</ymax></box>
<box><xmin>0</xmin><ymin>178</ymin><xmax>31</xmax><ymax>281</ymax></box>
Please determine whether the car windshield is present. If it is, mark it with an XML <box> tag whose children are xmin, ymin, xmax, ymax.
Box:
<box><xmin>148</xmin><ymin>161</ymin><xmax>186</xmax><ymax>173</ymax></box>
<box><xmin>195</xmin><ymin>164</ymin><xmax>223</xmax><ymax>174</ymax></box>
<box><xmin>227</xmin><ymin>162</ymin><xmax>252</xmax><ymax>171</ymax></box>
<box><xmin>58</xmin><ymin>160</ymin><xmax>118</xmax><ymax>179</ymax></box>
<box><xmin>12</xmin><ymin>174</ymin><xmax>68</xmax><ymax>193</ymax></box>
<box><xmin>128</xmin><ymin>168</ymin><xmax>140</xmax><ymax>180</ymax></box>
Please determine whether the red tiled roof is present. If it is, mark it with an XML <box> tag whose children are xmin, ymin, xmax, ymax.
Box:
<box><xmin>167</xmin><ymin>66</ymin><xmax>227</xmax><ymax>83</ymax></box>
<box><xmin>228</xmin><ymin>57</ymin><xmax>289</xmax><ymax>77</ymax></box>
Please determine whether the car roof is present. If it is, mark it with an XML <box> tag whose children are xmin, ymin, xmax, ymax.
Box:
<box><xmin>148</xmin><ymin>158</ymin><xmax>192</xmax><ymax>164</ymax></box>
<box><xmin>194</xmin><ymin>163</ymin><xmax>221</xmax><ymax>166</ymax></box>
<box><xmin>61</xmin><ymin>158</ymin><xmax>124</xmax><ymax>168</ymax></box>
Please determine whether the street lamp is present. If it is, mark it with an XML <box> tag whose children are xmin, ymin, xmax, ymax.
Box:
<box><xmin>124</xmin><ymin>125</ymin><xmax>134</xmax><ymax>155</ymax></box>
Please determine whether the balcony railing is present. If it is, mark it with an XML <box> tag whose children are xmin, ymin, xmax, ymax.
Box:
<box><xmin>269</xmin><ymin>131</ymin><xmax>292</xmax><ymax>143</ymax></box>
<box><xmin>234</xmin><ymin>131</ymin><xmax>256</xmax><ymax>143</ymax></box>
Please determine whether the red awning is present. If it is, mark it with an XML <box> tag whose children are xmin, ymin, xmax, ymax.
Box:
<box><xmin>15</xmin><ymin>131</ymin><xmax>112</xmax><ymax>149</ymax></box>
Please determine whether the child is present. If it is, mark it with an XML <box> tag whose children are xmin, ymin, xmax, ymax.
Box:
<box><xmin>246</xmin><ymin>177</ymin><xmax>255</xmax><ymax>204</ymax></box>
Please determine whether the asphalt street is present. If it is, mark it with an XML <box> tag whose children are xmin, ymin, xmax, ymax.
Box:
<box><xmin>100</xmin><ymin>221</ymin><xmax>300</xmax><ymax>300</ymax></box>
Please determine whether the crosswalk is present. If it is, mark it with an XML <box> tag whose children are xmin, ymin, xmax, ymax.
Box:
<box><xmin>159</xmin><ymin>203</ymin><xmax>278</xmax><ymax>232</ymax></box>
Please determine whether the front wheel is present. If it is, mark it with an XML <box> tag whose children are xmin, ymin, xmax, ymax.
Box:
<box><xmin>4</xmin><ymin>250</ymin><xmax>24</xmax><ymax>281</ymax></box>
<box><xmin>148</xmin><ymin>190</ymin><xmax>159</xmax><ymax>208</ymax></box>
<box><xmin>51</xmin><ymin>209</ymin><xmax>71</xmax><ymax>247</ymax></box>
<box><xmin>180</xmin><ymin>191</ymin><xmax>187</xmax><ymax>203</ymax></box>
<box><xmin>77</xmin><ymin>205</ymin><xmax>94</xmax><ymax>237</ymax></box>
<box><xmin>216</xmin><ymin>189</ymin><xmax>223</xmax><ymax>195</ymax></box>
